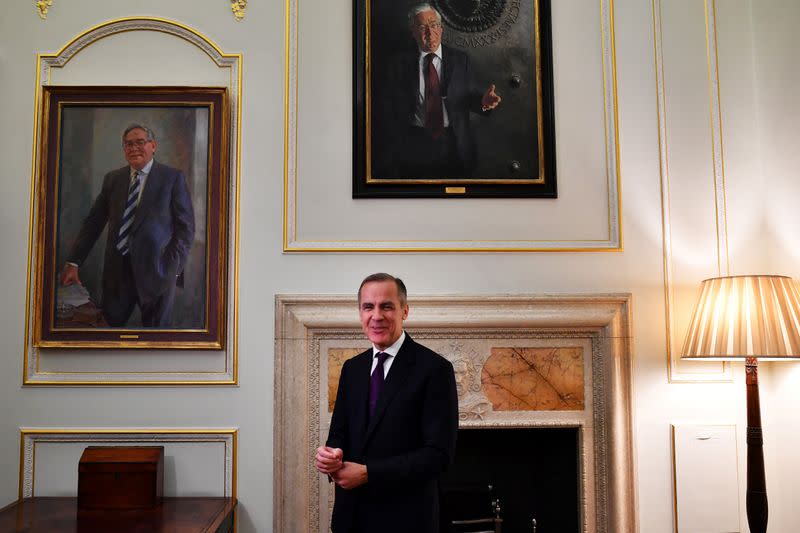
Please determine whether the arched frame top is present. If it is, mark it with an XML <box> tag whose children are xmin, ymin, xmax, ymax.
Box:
<box><xmin>23</xmin><ymin>17</ymin><xmax>242</xmax><ymax>385</ymax></box>
<box><xmin>37</xmin><ymin>17</ymin><xmax>240</xmax><ymax>70</ymax></box>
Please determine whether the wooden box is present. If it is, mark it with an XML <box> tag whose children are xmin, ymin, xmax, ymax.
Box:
<box><xmin>78</xmin><ymin>446</ymin><xmax>164</xmax><ymax>510</ymax></box>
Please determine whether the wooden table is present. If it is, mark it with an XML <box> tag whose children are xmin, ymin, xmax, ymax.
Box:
<box><xmin>0</xmin><ymin>497</ymin><xmax>236</xmax><ymax>532</ymax></box>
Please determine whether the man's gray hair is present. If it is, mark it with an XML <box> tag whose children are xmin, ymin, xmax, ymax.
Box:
<box><xmin>408</xmin><ymin>3</ymin><xmax>441</xmax><ymax>26</ymax></box>
<box><xmin>122</xmin><ymin>124</ymin><xmax>156</xmax><ymax>144</ymax></box>
<box><xmin>358</xmin><ymin>273</ymin><xmax>408</xmax><ymax>306</ymax></box>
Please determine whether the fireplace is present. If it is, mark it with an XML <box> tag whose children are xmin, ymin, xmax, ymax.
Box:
<box><xmin>442</xmin><ymin>427</ymin><xmax>581</xmax><ymax>532</ymax></box>
<box><xmin>274</xmin><ymin>295</ymin><xmax>636</xmax><ymax>533</ymax></box>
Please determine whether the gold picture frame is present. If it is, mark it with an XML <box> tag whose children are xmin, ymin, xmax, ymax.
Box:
<box><xmin>32</xmin><ymin>86</ymin><xmax>229</xmax><ymax>349</ymax></box>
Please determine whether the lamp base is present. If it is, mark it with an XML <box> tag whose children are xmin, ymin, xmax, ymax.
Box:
<box><xmin>745</xmin><ymin>357</ymin><xmax>768</xmax><ymax>533</ymax></box>
<box><xmin>746</xmin><ymin>488</ymin><xmax>767</xmax><ymax>533</ymax></box>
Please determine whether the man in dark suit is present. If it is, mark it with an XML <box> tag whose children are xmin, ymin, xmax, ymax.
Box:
<box><xmin>373</xmin><ymin>3</ymin><xmax>501</xmax><ymax>178</ymax></box>
<box><xmin>60</xmin><ymin>124</ymin><xmax>195</xmax><ymax>327</ymax></box>
<box><xmin>315</xmin><ymin>273</ymin><xmax>459</xmax><ymax>533</ymax></box>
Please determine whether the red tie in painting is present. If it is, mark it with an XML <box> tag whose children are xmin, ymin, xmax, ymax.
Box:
<box><xmin>424</xmin><ymin>53</ymin><xmax>444</xmax><ymax>139</ymax></box>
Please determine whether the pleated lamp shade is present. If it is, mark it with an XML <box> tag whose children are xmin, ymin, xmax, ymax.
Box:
<box><xmin>681</xmin><ymin>275</ymin><xmax>800</xmax><ymax>360</ymax></box>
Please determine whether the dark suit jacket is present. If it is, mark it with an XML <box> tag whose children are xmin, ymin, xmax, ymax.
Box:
<box><xmin>373</xmin><ymin>44</ymin><xmax>487</xmax><ymax>176</ymax></box>
<box><xmin>326</xmin><ymin>334</ymin><xmax>459</xmax><ymax>533</ymax></box>
<box><xmin>68</xmin><ymin>160</ymin><xmax>195</xmax><ymax>308</ymax></box>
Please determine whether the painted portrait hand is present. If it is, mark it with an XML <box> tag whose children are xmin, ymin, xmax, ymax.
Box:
<box><xmin>60</xmin><ymin>263</ymin><xmax>82</xmax><ymax>286</ymax></box>
<box><xmin>315</xmin><ymin>445</ymin><xmax>344</xmax><ymax>474</ymax></box>
<box><xmin>330</xmin><ymin>461</ymin><xmax>368</xmax><ymax>490</ymax></box>
<box><xmin>481</xmin><ymin>83</ymin><xmax>502</xmax><ymax>111</ymax></box>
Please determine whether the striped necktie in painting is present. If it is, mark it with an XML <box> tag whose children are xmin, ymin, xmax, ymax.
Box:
<box><xmin>116</xmin><ymin>169</ymin><xmax>141</xmax><ymax>256</ymax></box>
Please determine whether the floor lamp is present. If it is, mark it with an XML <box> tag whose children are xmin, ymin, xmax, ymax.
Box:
<box><xmin>681</xmin><ymin>275</ymin><xmax>800</xmax><ymax>533</ymax></box>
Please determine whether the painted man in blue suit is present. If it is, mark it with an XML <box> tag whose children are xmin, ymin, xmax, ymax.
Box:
<box><xmin>315</xmin><ymin>273</ymin><xmax>459</xmax><ymax>533</ymax></box>
<box><xmin>60</xmin><ymin>124</ymin><xmax>195</xmax><ymax>327</ymax></box>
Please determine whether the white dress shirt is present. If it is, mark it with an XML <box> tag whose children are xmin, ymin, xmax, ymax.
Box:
<box><xmin>413</xmin><ymin>45</ymin><xmax>450</xmax><ymax>128</ymax></box>
<box><xmin>130</xmin><ymin>158</ymin><xmax>154</xmax><ymax>205</ymax></box>
<box><xmin>370</xmin><ymin>330</ymin><xmax>406</xmax><ymax>378</ymax></box>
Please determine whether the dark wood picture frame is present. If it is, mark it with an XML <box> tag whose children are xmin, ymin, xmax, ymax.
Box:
<box><xmin>353</xmin><ymin>0</ymin><xmax>556</xmax><ymax>198</ymax></box>
<box><xmin>33</xmin><ymin>86</ymin><xmax>229</xmax><ymax>349</ymax></box>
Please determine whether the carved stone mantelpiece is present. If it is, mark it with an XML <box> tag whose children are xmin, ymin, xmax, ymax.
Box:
<box><xmin>274</xmin><ymin>295</ymin><xmax>636</xmax><ymax>533</ymax></box>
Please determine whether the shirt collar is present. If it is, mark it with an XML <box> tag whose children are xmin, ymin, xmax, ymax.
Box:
<box><xmin>373</xmin><ymin>331</ymin><xmax>406</xmax><ymax>358</ymax></box>
<box><xmin>131</xmin><ymin>158</ymin><xmax>154</xmax><ymax>176</ymax></box>
<box><xmin>418</xmin><ymin>44</ymin><xmax>443</xmax><ymax>62</ymax></box>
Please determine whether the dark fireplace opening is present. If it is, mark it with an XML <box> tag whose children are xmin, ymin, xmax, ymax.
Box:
<box><xmin>440</xmin><ymin>427</ymin><xmax>580</xmax><ymax>533</ymax></box>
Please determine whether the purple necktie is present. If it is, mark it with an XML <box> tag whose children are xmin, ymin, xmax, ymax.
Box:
<box><xmin>368</xmin><ymin>352</ymin><xmax>390</xmax><ymax>418</ymax></box>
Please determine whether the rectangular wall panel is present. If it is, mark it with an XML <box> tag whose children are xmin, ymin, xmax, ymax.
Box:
<box><xmin>19</xmin><ymin>429</ymin><xmax>237</xmax><ymax>499</ymax></box>
<box><xmin>672</xmin><ymin>424</ymin><xmax>740</xmax><ymax>532</ymax></box>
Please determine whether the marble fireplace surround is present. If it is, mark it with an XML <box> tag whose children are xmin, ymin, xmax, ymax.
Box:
<box><xmin>274</xmin><ymin>295</ymin><xmax>636</xmax><ymax>533</ymax></box>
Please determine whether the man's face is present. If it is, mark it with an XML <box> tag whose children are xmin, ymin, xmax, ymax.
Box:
<box><xmin>359</xmin><ymin>280</ymin><xmax>409</xmax><ymax>350</ymax></box>
<box><xmin>411</xmin><ymin>9</ymin><xmax>443</xmax><ymax>53</ymax></box>
<box><xmin>123</xmin><ymin>128</ymin><xmax>157</xmax><ymax>170</ymax></box>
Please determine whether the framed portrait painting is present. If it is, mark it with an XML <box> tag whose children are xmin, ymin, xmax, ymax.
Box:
<box><xmin>353</xmin><ymin>0</ymin><xmax>556</xmax><ymax>198</ymax></box>
<box><xmin>33</xmin><ymin>86</ymin><xmax>229</xmax><ymax>349</ymax></box>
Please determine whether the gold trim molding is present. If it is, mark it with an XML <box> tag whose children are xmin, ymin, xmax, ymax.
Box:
<box><xmin>23</xmin><ymin>17</ymin><xmax>242</xmax><ymax>385</ymax></box>
<box><xmin>231</xmin><ymin>0</ymin><xmax>247</xmax><ymax>21</ymax></box>
<box><xmin>652</xmin><ymin>0</ymin><xmax>732</xmax><ymax>382</ymax></box>
<box><xmin>274</xmin><ymin>294</ymin><xmax>636</xmax><ymax>532</ymax></box>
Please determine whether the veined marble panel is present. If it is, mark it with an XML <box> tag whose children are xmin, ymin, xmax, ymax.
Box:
<box><xmin>483</xmin><ymin>347</ymin><xmax>584</xmax><ymax>411</ymax></box>
<box><xmin>327</xmin><ymin>348</ymin><xmax>361</xmax><ymax>412</ymax></box>
<box><xmin>327</xmin><ymin>345</ymin><xmax>585</xmax><ymax>415</ymax></box>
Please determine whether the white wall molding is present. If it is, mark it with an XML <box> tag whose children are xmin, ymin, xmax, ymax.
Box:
<box><xmin>18</xmin><ymin>428</ymin><xmax>237</xmax><ymax>499</ymax></box>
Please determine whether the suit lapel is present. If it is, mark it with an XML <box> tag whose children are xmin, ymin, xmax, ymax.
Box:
<box><xmin>110</xmin><ymin>169</ymin><xmax>131</xmax><ymax>234</ymax></box>
<box><xmin>361</xmin><ymin>336</ymin><xmax>416</xmax><ymax>448</ymax></box>
<box><xmin>404</xmin><ymin>51</ymin><xmax>420</xmax><ymax>117</ymax></box>
<box><xmin>131</xmin><ymin>161</ymin><xmax>160</xmax><ymax>232</ymax></box>
<box><xmin>441</xmin><ymin>45</ymin><xmax>454</xmax><ymax>96</ymax></box>
<box><xmin>349</xmin><ymin>350</ymin><xmax>372</xmax><ymax>449</ymax></box>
